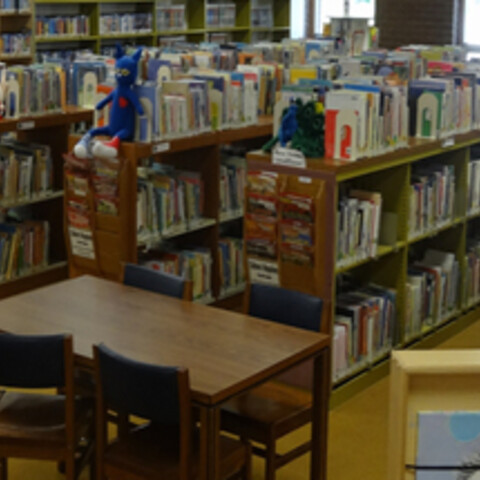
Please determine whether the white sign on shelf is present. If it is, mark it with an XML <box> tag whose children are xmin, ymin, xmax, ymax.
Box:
<box><xmin>69</xmin><ymin>227</ymin><xmax>95</xmax><ymax>260</ymax></box>
<box><xmin>248</xmin><ymin>258</ymin><xmax>280</xmax><ymax>286</ymax></box>
<box><xmin>442</xmin><ymin>137</ymin><xmax>455</xmax><ymax>148</ymax></box>
<box><xmin>272</xmin><ymin>146</ymin><xmax>307</xmax><ymax>169</ymax></box>
<box><xmin>152</xmin><ymin>142</ymin><xmax>170</xmax><ymax>154</ymax></box>
<box><xmin>17</xmin><ymin>120</ymin><xmax>35</xmax><ymax>131</ymax></box>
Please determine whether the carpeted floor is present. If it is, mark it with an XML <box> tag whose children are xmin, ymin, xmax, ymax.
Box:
<box><xmin>6</xmin><ymin>318</ymin><xmax>480</xmax><ymax>480</ymax></box>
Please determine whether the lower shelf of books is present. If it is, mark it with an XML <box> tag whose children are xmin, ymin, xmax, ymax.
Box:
<box><xmin>0</xmin><ymin>261</ymin><xmax>67</xmax><ymax>286</ymax></box>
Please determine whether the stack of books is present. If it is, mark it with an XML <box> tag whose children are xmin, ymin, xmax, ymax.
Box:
<box><xmin>218</xmin><ymin>237</ymin><xmax>245</xmax><ymax>295</ymax></box>
<box><xmin>0</xmin><ymin>141</ymin><xmax>53</xmax><ymax>203</ymax></box>
<box><xmin>205</xmin><ymin>3</ymin><xmax>236</xmax><ymax>28</ymax></box>
<box><xmin>219</xmin><ymin>156</ymin><xmax>245</xmax><ymax>220</ymax></box>
<box><xmin>142</xmin><ymin>248</ymin><xmax>212</xmax><ymax>301</ymax></box>
<box><xmin>0</xmin><ymin>220</ymin><xmax>50</xmax><ymax>281</ymax></box>
<box><xmin>137</xmin><ymin>164</ymin><xmax>205</xmax><ymax>244</ymax></box>
<box><xmin>99</xmin><ymin>13</ymin><xmax>153</xmax><ymax>35</ymax></box>
<box><xmin>336</xmin><ymin>190</ymin><xmax>382</xmax><ymax>268</ymax></box>
<box><xmin>468</xmin><ymin>156</ymin><xmax>480</xmax><ymax>215</ymax></box>
<box><xmin>409</xmin><ymin>164</ymin><xmax>456</xmax><ymax>238</ymax></box>
<box><xmin>333</xmin><ymin>283</ymin><xmax>396</xmax><ymax>381</ymax></box>
<box><xmin>465</xmin><ymin>238</ymin><xmax>480</xmax><ymax>308</ymax></box>
<box><xmin>0</xmin><ymin>33</ymin><xmax>31</xmax><ymax>57</ymax></box>
<box><xmin>156</xmin><ymin>5</ymin><xmax>186</xmax><ymax>31</ymax></box>
<box><xmin>406</xmin><ymin>249</ymin><xmax>460</xmax><ymax>340</ymax></box>
<box><xmin>35</xmin><ymin>15</ymin><xmax>90</xmax><ymax>37</ymax></box>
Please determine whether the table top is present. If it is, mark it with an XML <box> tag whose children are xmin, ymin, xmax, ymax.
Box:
<box><xmin>0</xmin><ymin>276</ymin><xmax>329</xmax><ymax>405</ymax></box>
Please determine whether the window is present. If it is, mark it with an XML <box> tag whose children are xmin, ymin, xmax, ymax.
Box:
<box><xmin>464</xmin><ymin>0</ymin><xmax>480</xmax><ymax>58</ymax></box>
<box><xmin>290</xmin><ymin>0</ymin><xmax>306</xmax><ymax>38</ymax></box>
<box><xmin>316</xmin><ymin>0</ymin><xmax>375</xmax><ymax>35</ymax></box>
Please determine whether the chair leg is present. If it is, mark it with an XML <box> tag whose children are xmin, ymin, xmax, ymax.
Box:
<box><xmin>0</xmin><ymin>458</ymin><xmax>6</xmax><ymax>480</ymax></box>
<box><xmin>242</xmin><ymin>442</ymin><xmax>252</xmax><ymax>480</ymax></box>
<box><xmin>265</xmin><ymin>437</ymin><xmax>276</xmax><ymax>480</ymax></box>
<box><xmin>65</xmin><ymin>457</ymin><xmax>75</xmax><ymax>480</ymax></box>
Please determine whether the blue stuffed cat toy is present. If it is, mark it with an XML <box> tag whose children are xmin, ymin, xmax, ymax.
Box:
<box><xmin>74</xmin><ymin>45</ymin><xmax>144</xmax><ymax>159</ymax></box>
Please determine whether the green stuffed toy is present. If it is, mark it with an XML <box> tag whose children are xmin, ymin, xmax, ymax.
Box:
<box><xmin>263</xmin><ymin>99</ymin><xmax>325</xmax><ymax>158</ymax></box>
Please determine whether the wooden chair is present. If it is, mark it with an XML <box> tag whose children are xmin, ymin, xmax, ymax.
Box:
<box><xmin>123</xmin><ymin>263</ymin><xmax>192</xmax><ymax>300</ymax></box>
<box><xmin>0</xmin><ymin>333</ymin><xmax>95</xmax><ymax>480</ymax></box>
<box><xmin>221</xmin><ymin>283</ymin><xmax>324</xmax><ymax>480</ymax></box>
<box><xmin>94</xmin><ymin>343</ymin><xmax>251</xmax><ymax>480</ymax></box>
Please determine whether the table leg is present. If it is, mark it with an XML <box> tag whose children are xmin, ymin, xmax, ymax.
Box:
<box><xmin>199</xmin><ymin>405</ymin><xmax>221</xmax><ymax>480</ymax></box>
<box><xmin>311</xmin><ymin>347</ymin><xmax>331</xmax><ymax>480</ymax></box>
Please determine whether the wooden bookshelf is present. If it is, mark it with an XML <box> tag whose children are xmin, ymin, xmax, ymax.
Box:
<box><xmin>67</xmin><ymin>116</ymin><xmax>273</xmax><ymax>306</ymax></box>
<box><xmin>246</xmin><ymin>130</ymin><xmax>480</xmax><ymax>405</ymax></box>
<box><xmin>0</xmin><ymin>106</ymin><xmax>93</xmax><ymax>300</ymax></box>
<box><xmin>32</xmin><ymin>0</ymin><xmax>291</xmax><ymax>56</ymax></box>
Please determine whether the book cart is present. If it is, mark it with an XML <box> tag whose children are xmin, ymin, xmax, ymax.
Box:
<box><xmin>388</xmin><ymin>350</ymin><xmax>480</xmax><ymax>480</ymax></box>
<box><xmin>247</xmin><ymin>130</ymin><xmax>480</xmax><ymax>405</ymax></box>
<box><xmin>32</xmin><ymin>0</ymin><xmax>291</xmax><ymax>57</ymax></box>
<box><xmin>0</xmin><ymin>106</ymin><xmax>92</xmax><ymax>300</ymax></box>
<box><xmin>67</xmin><ymin>116</ymin><xmax>272</xmax><ymax>307</ymax></box>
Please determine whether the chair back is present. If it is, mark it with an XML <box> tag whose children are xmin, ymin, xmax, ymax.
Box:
<box><xmin>0</xmin><ymin>333</ymin><xmax>71</xmax><ymax>388</ymax></box>
<box><xmin>123</xmin><ymin>263</ymin><xmax>185</xmax><ymax>299</ymax></box>
<box><xmin>94</xmin><ymin>344</ymin><xmax>191</xmax><ymax>480</ymax></box>
<box><xmin>248</xmin><ymin>283</ymin><xmax>323</xmax><ymax>332</ymax></box>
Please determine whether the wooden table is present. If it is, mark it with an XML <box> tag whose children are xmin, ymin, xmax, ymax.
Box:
<box><xmin>0</xmin><ymin>276</ymin><xmax>331</xmax><ymax>480</ymax></box>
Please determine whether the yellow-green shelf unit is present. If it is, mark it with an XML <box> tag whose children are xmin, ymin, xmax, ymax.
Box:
<box><xmin>247</xmin><ymin>129</ymin><xmax>480</xmax><ymax>405</ymax></box>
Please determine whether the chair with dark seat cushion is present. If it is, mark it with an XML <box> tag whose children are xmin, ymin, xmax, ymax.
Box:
<box><xmin>123</xmin><ymin>263</ymin><xmax>187</xmax><ymax>299</ymax></box>
<box><xmin>221</xmin><ymin>283</ymin><xmax>324</xmax><ymax>480</ymax></box>
<box><xmin>94</xmin><ymin>343</ymin><xmax>251</xmax><ymax>480</ymax></box>
<box><xmin>0</xmin><ymin>333</ymin><xmax>95</xmax><ymax>480</ymax></box>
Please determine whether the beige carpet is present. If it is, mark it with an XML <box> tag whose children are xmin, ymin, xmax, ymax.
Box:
<box><xmin>6</xmin><ymin>319</ymin><xmax>480</xmax><ymax>480</ymax></box>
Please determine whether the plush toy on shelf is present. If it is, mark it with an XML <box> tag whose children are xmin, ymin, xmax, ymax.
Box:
<box><xmin>74</xmin><ymin>45</ymin><xmax>144</xmax><ymax>159</ymax></box>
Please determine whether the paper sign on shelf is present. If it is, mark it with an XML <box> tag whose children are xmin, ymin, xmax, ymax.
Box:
<box><xmin>273</xmin><ymin>146</ymin><xmax>307</xmax><ymax>169</ymax></box>
<box><xmin>442</xmin><ymin>137</ymin><xmax>455</xmax><ymax>148</ymax></box>
<box><xmin>248</xmin><ymin>258</ymin><xmax>280</xmax><ymax>286</ymax></box>
<box><xmin>152</xmin><ymin>142</ymin><xmax>170</xmax><ymax>154</ymax></box>
<box><xmin>17</xmin><ymin>120</ymin><xmax>35</xmax><ymax>131</ymax></box>
<box><xmin>69</xmin><ymin>227</ymin><xmax>95</xmax><ymax>260</ymax></box>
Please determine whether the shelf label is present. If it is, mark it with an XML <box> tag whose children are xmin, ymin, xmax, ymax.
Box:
<box><xmin>273</xmin><ymin>147</ymin><xmax>307</xmax><ymax>169</ymax></box>
<box><xmin>152</xmin><ymin>142</ymin><xmax>170</xmax><ymax>154</ymax></box>
<box><xmin>17</xmin><ymin>120</ymin><xmax>35</xmax><ymax>131</ymax></box>
<box><xmin>248</xmin><ymin>258</ymin><xmax>279</xmax><ymax>286</ymax></box>
<box><xmin>442</xmin><ymin>137</ymin><xmax>455</xmax><ymax>148</ymax></box>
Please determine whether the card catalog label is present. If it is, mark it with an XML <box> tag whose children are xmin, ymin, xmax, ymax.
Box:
<box><xmin>273</xmin><ymin>147</ymin><xmax>307</xmax><ymax>169</ymax></box>
<box><xmin>69</xmin><ymin>227</ymin><xmax>95</xmax><ymax>260</ymax></box>
<box><xmin>17</xmin><ymin>120</ymin><xmax>35</xmax><ymax>130</ymax></box>
<box><xmin>248</xmin><ymin>258</ymin><xmax>280</xmax><ymax>286</ymax></box>
<box><xmin>152</xmin><ymin>142</ymin><xmax>170</xmax><ymax>154</ymax></box>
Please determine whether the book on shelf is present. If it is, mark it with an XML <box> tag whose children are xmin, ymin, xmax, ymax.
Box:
<box><xmin>333</xmin><ymin>282</ymin><xmax>396</xmax><ymax>381</ymax></box>
<box><xmin>205</xmin><ymin>3</ymin><xmax>236</xmax><ymax>28</ymax></box>
<box><xmin>137</xmin><ymin>164</ymin><xmax>205</xmax><ymax>243</ymax></box>
<box><xmin>336</xmin><ymin>190</ymin><xmax>382</xmax><ymax>267</ymax></box>
<box><xmin>218</xmin><ymin>237</ymin><xmax>244</xmax><ymax>293</ymax></box>
<box><xmin>0</xmin><ymin>220</ymin><xmax>49</xmax><ymax>282</ymax></box>
<box><xmin>220</xmin><ymin>155</ymin><xmax>246</xmax><ymax>217</ymax></box>
<box><xmin>141</xmin><ymin>247</ymin><xmax>212</xmax><ymax>301</ymax></box>
<box><xmin>409</xmin><ymin>164</ymin><xmax>456</xmax><ymax>238</ymax></box>
<box><xmin>405</xmin><ymin>249</ymin><xmax>460</xmax><ymax>340</ymax></box>
<box><xmin>0</xmin><ymin>140</ymin><xmax>53</xmax><ymax>203</ymax></box>
<box><xmin>0</xmin><ymin>33</ymin><xmax>31</xmax><ymax>57</ymax></box>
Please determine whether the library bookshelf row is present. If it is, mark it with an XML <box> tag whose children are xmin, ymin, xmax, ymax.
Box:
<box><xmin>0</xmin><ymin>106</ymin><xmax>92</xmax><ymax>300</ymax></box>
<box><xmin>246</xmin><ymin>129</ymin><xmax>480</xmax><ymax>402</ymax></box>
<box><xmin>24</xmin><ymin>0</ymin><xmax>291</xmax><ymax>58</ymax></box>
<box><xmin>65</xmin><ymin>116</ymin><xmax>273</xmax><ymax>308</ymax></box>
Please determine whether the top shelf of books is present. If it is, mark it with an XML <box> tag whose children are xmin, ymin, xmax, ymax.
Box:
<box><xmin>248</xmin><ymin>130</ymin><xmax>480</xmax><ymax>182</ymax></box>
<box><xmin>0</xmin><ymin>106</ymin><xmax>93</xmax><ymax>134</ymax></box>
